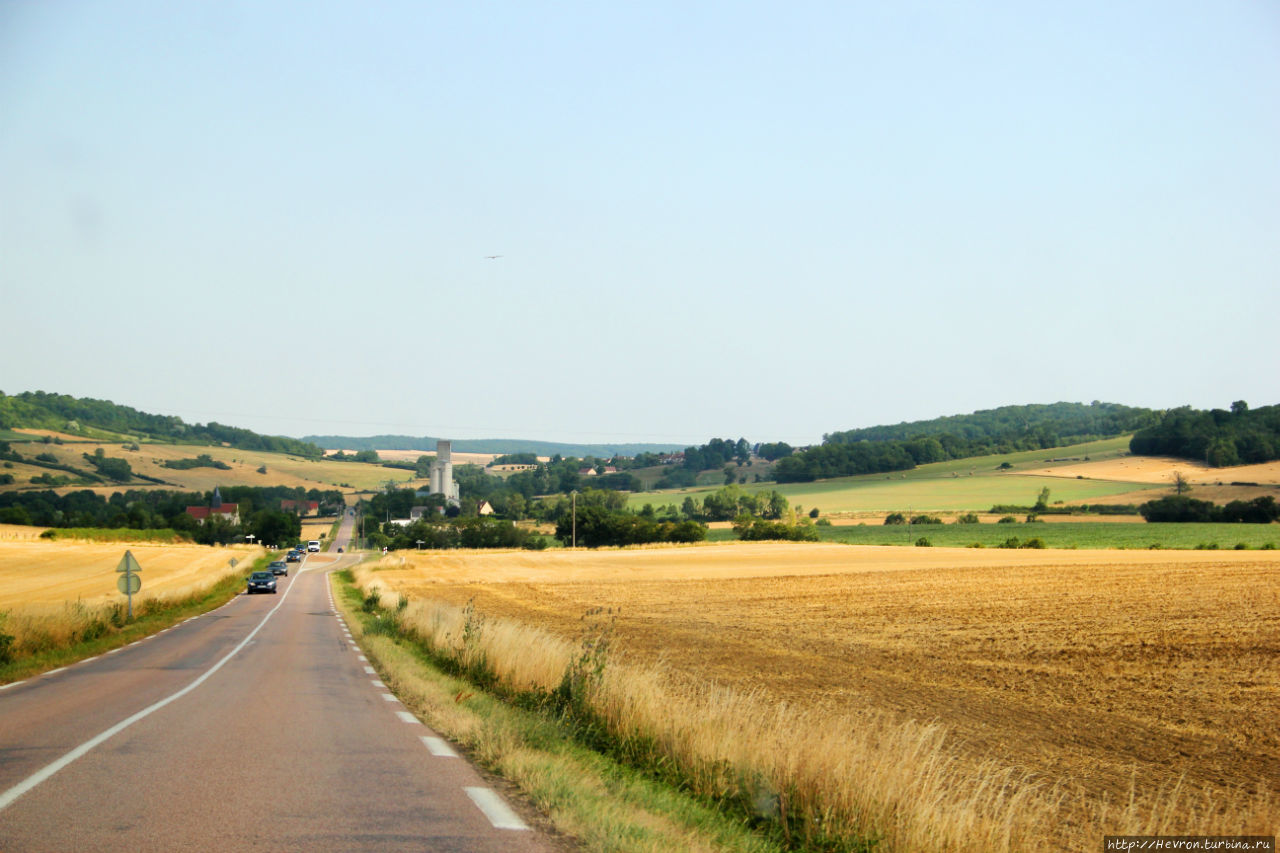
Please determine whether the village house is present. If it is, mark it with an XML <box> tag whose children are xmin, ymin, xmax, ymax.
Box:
<box><xmin>185</xmin><ymin>486</ymin><xmax>240</xmax><ymax>525</ymax></box>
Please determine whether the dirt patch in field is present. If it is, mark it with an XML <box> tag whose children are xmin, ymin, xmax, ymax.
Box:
<box><xmin>370</xmin><ymin>544</ymin><xmax>1280</xmax><ymax>828</ymax></box>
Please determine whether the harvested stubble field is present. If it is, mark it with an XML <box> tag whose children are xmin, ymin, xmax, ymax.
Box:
<box><xmin>0</xmin><ymin>538</ymin><xmax>261</xmax><ymax>658</ymax></box>
<box><xmin>366</xmin><ymin>543</ymin><xmax>1280</xmax><ymax>847</ymax></box>
<box><xmin>0</xmin><ymin>539</ymin><xmax>259</xmax><ymax>609</ymax></box>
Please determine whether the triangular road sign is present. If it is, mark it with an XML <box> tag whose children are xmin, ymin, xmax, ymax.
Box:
<box><xmin>115</xmin><ymin>550</ymin><xmax>142</xmax><ymax>574</ymax></box>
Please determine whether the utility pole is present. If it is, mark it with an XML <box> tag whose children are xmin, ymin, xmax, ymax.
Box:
<box><xmin>571</xmin><ymin>490</ymin><xmax>578</xmax><ymax>549</ymax></box>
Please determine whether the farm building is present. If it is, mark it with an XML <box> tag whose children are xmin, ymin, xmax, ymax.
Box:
<box><xmin>185</xmin><ymin>486</ymin><xmax>240</xmax><ymax>525</ymax></box>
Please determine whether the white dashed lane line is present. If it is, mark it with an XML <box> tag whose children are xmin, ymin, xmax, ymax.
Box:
<box><xmin>421</xmin><ymin>736</ymin><xmax>458</xmax><ymax>758</ymax></box>
<box><xmin>363</xmin><ymin>666</ymin><xmax>376</xmax><ymax>675</ymax></box>
<box><xmin>381</xmin><ymin>693</ymin><xmax>398</xmax><ymax>702</ymax></box>
<box><xmin>465</xmin><ymin>787</ymin><xmax>529</xmax><ymax>831</ymax></box>
<box><xmin>395</xmin><ymin>711</ymin><xmax>419</xmax><ymax>724</ymax></box>
<box><xmin>371</xmin><ymin>680</ymin><xmax>385</xmax><ymax>688</ymax></box>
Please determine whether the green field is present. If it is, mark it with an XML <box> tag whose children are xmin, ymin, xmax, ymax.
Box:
<box><xmin>629</xmin><ymin>437</ymin><xmax>1154</xmax><ymax>514</ymax></box>
<box><xmin>706</xmin><ymin>520</ymin><xmax>1280</xmax><ymax>550</ymax></box>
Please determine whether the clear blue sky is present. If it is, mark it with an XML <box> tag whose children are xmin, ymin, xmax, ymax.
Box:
<box><xmin>2</xmin><ymin>1</ymin><xmax>1277</xmax><ymax>445</ymax></box>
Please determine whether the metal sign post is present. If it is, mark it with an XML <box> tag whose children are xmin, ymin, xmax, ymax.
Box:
<box><xmin>115</xmin><ymin>550</ymin><xmax>142</xmax><ymax>620</ymax></box>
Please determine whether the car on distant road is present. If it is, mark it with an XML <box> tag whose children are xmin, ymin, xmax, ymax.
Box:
<box><xmin>247</xmin><ymin>571</ymin><xmax>277</xmax><ymax>594</ymax></box>
<box><xmin>268</xmin><ymin>560</ymin><xmax>288</xmax><ymax>576</ymax></box>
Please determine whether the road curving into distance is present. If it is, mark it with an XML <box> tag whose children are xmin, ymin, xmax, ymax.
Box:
<box><xmin>0</xmin><ymin>511</ymin><xmax>557</xmax><ymax>852</ymax></box>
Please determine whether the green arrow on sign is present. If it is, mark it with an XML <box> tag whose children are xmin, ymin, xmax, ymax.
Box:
<box><xmin>117</xmin><ymin>573</ymin><xmax>141</xmax><ymax>595</ymax></box>
<box><xmin>115</xmin><ymin>550</ymin><xmax>142</xmax><ymax>574</ymax></box>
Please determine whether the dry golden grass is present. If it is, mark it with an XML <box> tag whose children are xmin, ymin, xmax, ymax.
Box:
<box><xmin>0</xmin><ymin>538</ymin><xmax>260</xmax><ymax>657</ymax></box>
<box><xmin>0</xmin><ymin>523</ymin><xmax>47</xmax><ymax>541</ymax></box>
<box><xmin>360</xmin><ymin>544</ymin><xmax>1280</xmax><ymax>850</ymax></box>
<box><xmin>299</xmin><ymin>520</ymin><xmax>334</xmax><ymax>541</ymax></box>
<box><xmin>0</xmin><ymin>539</ymin><xmax>258</xmax><ymax>609</ymax></box>
<box><xmin>1026</xmin><ymin>454</ymin><xmax>1280</xmax><ymax>486</ymax></box>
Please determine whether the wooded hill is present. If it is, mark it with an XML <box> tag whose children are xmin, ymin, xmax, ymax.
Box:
<box><xmin>775</xmin><ymin>402</ymin><xmax>1158</xmax><ymax>483</ymax></box>
<box><xmin>0</xmin><ymin>391</ymin><xmax>323</xmax><ymax>458</ymax></box>
<box><xmin>824</xmin><ymin>402</ymin><xmax>1158</xmax><ymax>451</ymax></box>
<box><xmin>1130</xmin><ymin>402</ymin><xmax>1280</xmax><ymax>466</ymax></box>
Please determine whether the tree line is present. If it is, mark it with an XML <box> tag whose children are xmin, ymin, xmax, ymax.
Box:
<box><xmin>1129</xmin><ymin>402</ymin><xmax>1280</xmax><ymax>467</ymax></box>
<box><xmin>1139</xmin><ymin>495</ymin><xmax>1279</xmax><ymax>523</ymax></box>
<box><xmin>0</xmin><ymin>486</ymin><xmax>344</xmax><ymax>546</ymax></box>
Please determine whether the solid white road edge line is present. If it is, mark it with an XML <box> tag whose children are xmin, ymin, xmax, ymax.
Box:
<box><xmin>464</xmin><ymin>787</ymin><xmax>529</xmax><ymax>831</ymax></box>
<box><xmin>421</xmin><ymin>736</ymin><xmax>458</xmax><ymax>758</ymax></box>
<box><xmin>0</xmin><ymin>574</ymin><xmax>300</xmax><ymax>813</ymax></box>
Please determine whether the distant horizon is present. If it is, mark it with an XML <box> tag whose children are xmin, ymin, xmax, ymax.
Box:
<box><xmin>9</xmin><ymin>388</ymin><xmax>1277</xmax><ymax>451</ymax></box>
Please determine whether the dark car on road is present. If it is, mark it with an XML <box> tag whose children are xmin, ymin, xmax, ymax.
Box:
<box><xmin>286</xmin><ymin>550</ymin><xmax>302</xmax><ymax>562</ymax></box>
<box><xmin>268</xmin><ymin>560</ymin><xmax>288</xmax><ymax>576</ymax></box>
<box><xmin>247</xmin><ymin>571</ymin><xmax>277</xmax><ymax>594</ymax></box>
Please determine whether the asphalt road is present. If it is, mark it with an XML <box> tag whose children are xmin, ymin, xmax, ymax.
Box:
<box><xmin>0</xmin><ymin>515</ymin><xmax>559</xmax><ymax>852</ymax></box>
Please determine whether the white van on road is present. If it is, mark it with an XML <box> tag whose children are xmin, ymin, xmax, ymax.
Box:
<box><xmin>307</xmin><ymin>540</ymin><xmax>320</xmax><ymax>552</ymax></box>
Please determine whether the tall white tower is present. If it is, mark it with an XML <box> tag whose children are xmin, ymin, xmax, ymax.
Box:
<box><xmin>429</xmin><ymin>439</ymin><xmax>459</xmax><ymax>504</ymax></box>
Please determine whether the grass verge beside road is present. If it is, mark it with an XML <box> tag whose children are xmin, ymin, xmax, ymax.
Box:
<box><xmin>330</xmin><ymin>567</ymin><xmax>792</xmax><ymax>853</ymax></box>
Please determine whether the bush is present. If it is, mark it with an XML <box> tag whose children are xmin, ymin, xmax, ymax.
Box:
<box><xmin>997</xmin><ymin>516</ymin><xmax>1018</xmax><ymax>524</ymax></box>
<box><xmin>883</xmin><ymin>513</ymin><xmax>906</xmax><ymax>525</ymax></box>
<box><xmin>955</xmin><ymin>513</ymin><xmax>980</xmax><ymax>524</ymax></box>
<box><xmin>1021</xmin><ymin>537</ymin><xmax>1046</xmax><ymax>549</ymax></box>
<box><xmin>910</xmin><ymin>514</ymin><xmax>942</xmax><ymax>525</ymax></box>
<box><xmin>914</xmin><ymin>537</ymin><xmax>931</xmax><ymax>547</ymax></box>
<box><xmin>735</xmin><ymin>519</ymin><xmax>820</xmax><ymax>542</ymax></box>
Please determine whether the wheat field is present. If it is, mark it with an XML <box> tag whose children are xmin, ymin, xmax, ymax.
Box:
<box><xmin>361</xmin><ymin>543</ymin><xmax>1280</xmax><ymax>849</ymax></box>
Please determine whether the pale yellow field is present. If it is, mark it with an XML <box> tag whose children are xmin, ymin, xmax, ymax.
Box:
<box><xmin>355</xmin><ymin>448</ymin><xmax>498</xmax><ymax>467</ymax></box>
<box><xmin>0</xmin><ymin>439</ymin><xmax>415</xmax><ymax>495</ymax></box>
<box><xmin>367</xmin><ymin>543</ymin><xmax>1280</xmax><ymax>842</ymax></box>
<box><xmin>1026</xmin><ymin>454</ymin><xmax>1280</xmax><ymax>485</ymax></box>
<box><xmin>299</xmin><ymin>520</ymin><xmax>334</xmax><ymax>541</ymax></box>
<box><xmin>0</xmin><ymin>540</ymin><xmax>261</xmax><ymax>609</ymax></box>
<box><xmin>0</xmin><ymin>524</ymin><xmax>46</xmax><ymax>540</ymax></box>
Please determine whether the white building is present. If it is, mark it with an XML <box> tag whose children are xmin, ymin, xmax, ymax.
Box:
<box><xmin>428</xmin><ymin>439</ymin><xmax>460</xmax><ymax>505</ymax></box>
